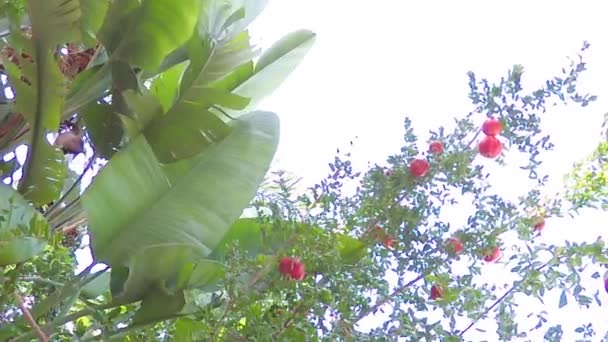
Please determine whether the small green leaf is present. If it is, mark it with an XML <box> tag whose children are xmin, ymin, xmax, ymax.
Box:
<box><xmin>558</xmin><ymin>290</ymin><xmax>568</xmax><ymax>308</ymax></box>
<box><xmin>337</xmin><ymin>234</ymin><xmax>367</xmax><ymax>266</ymax></box>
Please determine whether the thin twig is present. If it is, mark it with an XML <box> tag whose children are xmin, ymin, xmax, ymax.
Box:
<box><xmin>14</xmin><ymin>292</ymin><xmax>48</xmax><ymax>342</ymax></box>
<box><xmin>354</xmin><ymin>273</ymin><xmax>425</xmax><ymax>323</ymax></box>
<box><xmin>458</xmin><ymin>260</ymin><xmax>552</xmax><ymax>337</ymax></box>
<box><xmin>18</xmin><ymin>276</ymin><xmax>64</xmax><ymax>288</ymax></box>
<box><xmin>465</xmin><ymin>128</ymin><xmax>482</xmax><ymax>150</ymax></box>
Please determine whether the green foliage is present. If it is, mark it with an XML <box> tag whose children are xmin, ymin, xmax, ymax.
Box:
<box><xmin>111</xmin><ymin>0</ymin><xmax>200</xmax><ymax>72</ymax></box>
<box><xmin>565</xmin><ymin>117</ymin><xmax>608</xmax><ymax>210</ymax></box>
<box><xmin>0</xmin><ymin>0</ymin><xmax>317</xmax><ymax>339</ymax></box>
<box><xmin>0</xmin><ymin>1</ymin><xmax>607</xmax><ymax>341</ymax></box>
<box><xmin>5</xmin><ymin>36</ymin><xmax>68</xmax><ymax>205</ymax></box>
<box><xmin>82</xmin><ymin>111</ymin><xmax>280</xmax><ymax>303</ymax></box>
<box><xmin>0</xmin><ymin>184</ymin><xmax>50</xmax><ymax>264</ymax></box>
<box><xmin>226</xmin><ymin>29</ymin><xmax>317</xmax><ymax>116</ymax></box>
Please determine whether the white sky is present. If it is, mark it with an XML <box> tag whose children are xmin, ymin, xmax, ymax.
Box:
<box><xmin>49</xmin><ymin>1</ymin><xmax>607</xmax><ymax>340</ymax></box>
<box><xmin>247</xmin><ymin>1</ymin><xmax>608</xmax><ymax>341</ymax></box>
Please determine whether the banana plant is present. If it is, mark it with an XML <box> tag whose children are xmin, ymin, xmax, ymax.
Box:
<box><xmin>0</xmin><ymin>0</ymin><xmax>316</xmax><ymax>339</ymax></box>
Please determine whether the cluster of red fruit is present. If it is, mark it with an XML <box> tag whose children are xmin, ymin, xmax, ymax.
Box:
<box><xmin>429</xmin><ymin>219</ymin><xmax>547</xmax><ymax>300</ymax></box>
<box><xmin>278</xmin><ymin>256</ymin><xmax>306</xmax><ymax>281</ymax></box>
<box><xmin>478</xmin><ymin>117</ymin><xmax>503</xmax><ymax>159</ymax></box>
<box><xmin>408</xmin><ymin>140</ymin><xmax>443</xmax><ymax>178</ymax></box>
<box><xmin>278</xmin><ymin>121</ymin><xmax>547</xmax><ymax>288</ymax></box>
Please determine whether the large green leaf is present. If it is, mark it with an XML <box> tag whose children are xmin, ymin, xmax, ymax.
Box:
<box><xmin>96</xmin><ymin>0</ymin><xmax>139</xmax><ymax>54</ymax></box>
<box><xmin>82</xmin><ymin>111</ymin><xmax>280</xmax><ymax>301</ymax></box>
<box><xmin>150</xmin><ymin>61</ymin><xmax>189</xmax><ymax>113</ymax></box>
<box><xmin>81</xmin><ymin>271</ymin><xmax>111</xmax><ymax>299</ymax></box>
<box><xmin>0</xmin><ymin>237</ymin><xmax>46</xmax><ymax>266</ymax></box>
<box><xmin>143</xmin><ymin>86</ymin><xmax>249</xmax><ymax>163</ymax></box>
<box><xmin>114</xmin><ymin>245</ymin><xmax>226</xmax><ymax>302</ymax></box>
<box><xmin>108</xmin><ymin>0</ymin><xmax>200</xmax><ymax>72</ymax></box>
<box><xmin>183</xmin><ymin>30</ymin><xmax>256</xmax><ymax>92</ymax></box>
<box><xmin>208</xmin><ymin>218</ymin><xmax>263</xmax><ymax>262</ymax></box>
<box><xmin>132</xmin><ymin>288</ymin><xmax>186</xmax><ymax>325</ymax></box>
<box><xmin>81</xmin><ymin>101</ymin><xmax>123</xmax><ymax>159</ymax></box>
<box><xmin>141</xmin><ymin>29</ymin><xmax>254</xmax><ymax>162</ymax></box>
<box><xmin>180</xmin><ymin>1</ymin><xmax>259</xmax><ymax>98</ymax></box>
<box><xmin>229</xmin><ymin>0</ymin><xmax>268</xmax><ymax>32</ymax></box>
<box><xmin>27</xmin><ymin>0</ymin><xmax>81</xmax><ymax>48</ymax></box>
<box><xmin>8</xmin><ymin>49</ymin><xmax>68</xmax><ymax>206</ymax></box>
<box><xmin>79</xmin><ymin>0</ymin><xmax>109</xmax><ymax>45</ymax></box>
<box><xmin>223</xmin><ymin>30</ymin><xmax>316</xmax><ymax>117</ymax></box>
<box><xmin>63</xmin><ymin>63</ymin><xmax>112</xmax><ymax>117</ymax></box>
<box><xmin>10</xmin><ymin>0</ymin><xmax>79</xmax><ymax>205</ymax></box>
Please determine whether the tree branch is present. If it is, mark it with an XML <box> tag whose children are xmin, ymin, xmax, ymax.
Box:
<box><xmin>14</xmin><ymin>292</ymin><xmax>48</xmax><ymax>342</ymax></box>
<box><xmin>18</xmin><ymin>276</ymin><xmax>64</xmax><ymax>288</ymax></box>
<box><xmin>11</xmin><ymin>302</ymin><xmax>117</xmax><ymax>342</ymax></box>
<box><xmin>458</xmin><ymin>260</ymin><xmax>552</xmax><ymax>337</ymax></box>
<box><xmin>354</xmin><ymin>273</ymin><xmax>425</xmax><ymax>323</ymax></box>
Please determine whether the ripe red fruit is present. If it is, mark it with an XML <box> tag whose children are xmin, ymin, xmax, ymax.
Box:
<box><xmin>429</xmin><ymin>141</ymin><xmax>444</xmax><ymax>154</ymax></box>
<box><xmin>446</xmin><ymin>237</ymin><xmax>463</xmax><ymax>255</ymax></box>
<box><xmin>383</xmin><ymin>236</ymin><xmax>396</xmax><ymax>249</ymax></box>
<box><xmin>482</xmin><ymin>117</ymin><xmax>502</xmax><ymax>136</ymax></box>
<box><xmin>410</xmin><ymin>159</ymin><xmax>430</xmax><ymax>177</ymax></box>
<box><xmin>430</xmin><ymin>284</ymin><xmax>443</xmax><ymax>300</ymax></box>
<box><xmin>278</xmin><ymin>257</ymin><xmax>306</xmax><ymax>281</ymax></box>
<box><xmin>478</xmin><ymin>136</ymin><xmax>502</xmax><ymax>158</ymax></box>
<box><xmin>533</xmin><ymin>219</ymin><xmax>545</xmax><ymax>232</ymax></box>
<box><xmin>483</xmin><ymin>247</ymin><xmax>501</xmax><ymax>262</ymax></box>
